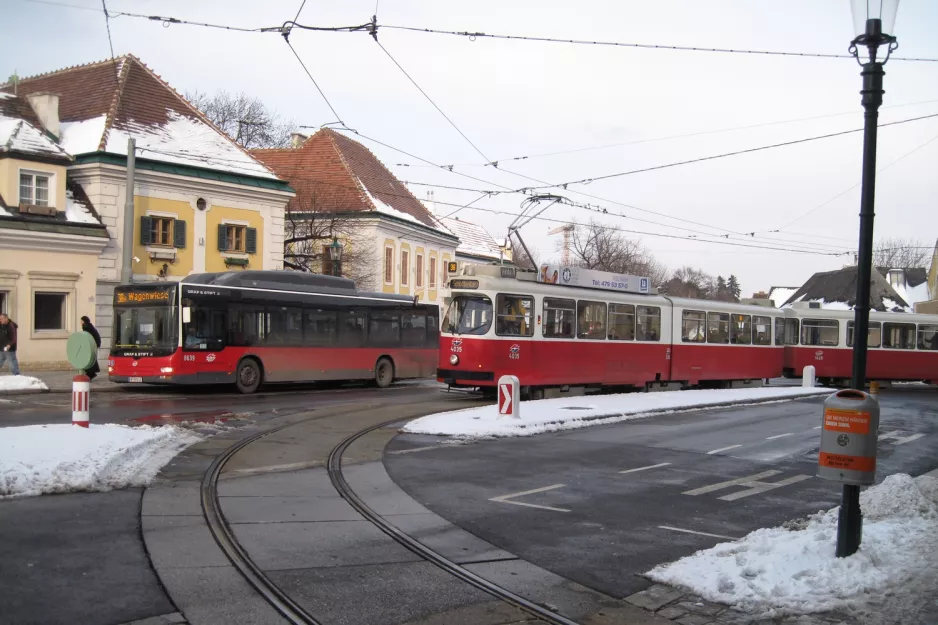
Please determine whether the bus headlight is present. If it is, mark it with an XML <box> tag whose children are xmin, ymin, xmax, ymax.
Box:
<box><xmin>449</xmin><ymin>354</ymin><xmax>459</xmax><ymax>366</ymax></box>
<box><xmin>160</xmin><ymin>367</ymin><xmax>174</xmax><ymax>374</ymax></box>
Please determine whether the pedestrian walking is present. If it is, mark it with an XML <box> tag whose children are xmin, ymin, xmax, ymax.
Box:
<box><xmin>81</xmin><ymin>315</ymin><xmax>102</xmax><ymax>380</ymax></box>
<box><xmin>0</xmin><ymin>313</ymin><xmax>20</xmax><ymax>375</ymax></box>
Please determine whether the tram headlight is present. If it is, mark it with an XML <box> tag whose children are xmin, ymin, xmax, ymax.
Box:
<box><xmin>449</xmin><ymin>354</ymin><xmax>459</xmax><ymax>366</ymax></box>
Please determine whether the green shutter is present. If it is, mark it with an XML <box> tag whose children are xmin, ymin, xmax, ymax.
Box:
<box><xmin>246</xmin><ymin>227</ymin><xmax>257</xmax><ymax>254</ymax></box>
<box><xmin>140</xmin><ymin>216</ymin><xmax>153</xmax><ymax>245</ymax></box>
<box><xmin>173</xmin><ymin>219</ymin><xmax>187</xmax><ymax>249</ymax></box>
<box><xmin>217</xmin><ymin>224</ymin><xmax>227</xmax><ymax>251</ymax></box>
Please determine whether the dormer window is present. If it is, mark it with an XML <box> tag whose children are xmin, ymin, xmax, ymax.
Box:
<box><xmin>20</xmin><ymin>171</ymin><xmax>52</xmax><ymax>207</ymax></box>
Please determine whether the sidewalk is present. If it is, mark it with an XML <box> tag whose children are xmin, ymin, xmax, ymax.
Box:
<box><xmin>1</xmin><ymin>370</ymin><xmax>125</xmax><ymax>395</ymax></box>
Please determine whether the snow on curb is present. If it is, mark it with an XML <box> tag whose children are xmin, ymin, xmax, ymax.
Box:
<box><xmin>0</xmin><ymin>375</ymin><xmax>48</xmax><ymax>393</ymax></box>
<box><xmin>404</xmin><ymin>387</ymin><xmax>830</xmax><ymax>438</ymax></box>
<box><xmin>0</xmin><ymin>424</ymin><xmax>202</xmax><ymax>499</ymax></box>
<box><xmin>647</xmin><ymin>473</ymin><xmax>938</xmax><ymax>620</ymax></box>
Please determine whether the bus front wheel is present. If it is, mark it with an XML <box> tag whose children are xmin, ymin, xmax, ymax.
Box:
<box><xmin>236</xmin><ymin>358</ymin><xmax>262</xmax><ymax>394</ymax></box>
<box><xmin>374</xmin><ymin>358</ymin><xmax>394</xmax><ymax>389</ymax></box>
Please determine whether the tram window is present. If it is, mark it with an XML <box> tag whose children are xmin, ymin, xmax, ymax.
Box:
<box><xmin>882</xmin><ymin>322</ymin><xmax>916</xmax><ymax>350</ymax></box>
<box><xmin>636</xmin><ymin>306</ymin><xmax>661</xmax><ymax>342</ymax></box>
<box><xmin>338</xmin><ymin>310</ymin><xmax>366</xmax><ymax>347</ymax></box>
<box><xmin>801</xmin><ymin>318</ymin><xmax>838</xmax><ymax>346</ymax></box>
<box><xmin>730</xmin><ymin>315</ymin><xmax>752</xmax><ymax>345</ymax></box>
<box><xmin>444</xmin><ymin>295</ymin><xmax>492</xmax><ymax>336</ymax></box>
<box><xmin>753</xmin><ymin>316</ymin><xmax>772</xmax><ymax>345</ymax></box>
<box><xmin>918</xmin><ymin>324</ymin><xmax>938</xmax><ymax>351</ymax></box>
<box><xmin>577</xmin><ymin>300</ymin><xmax>607</xmax><ymax>340</ymax></box>
<box><xmin>543</xmin><ymin>298</ymin><xmax>576</xmax><ymax>338</ymax></box>
<box><xmin>846</xmin><ymin>321</ymin><xmax>881</xmax><ymax>348</ymax></box>
<box><xmin>496</xmin><ymin>294</ymin><xmax>534</xmax><ymax>337</ymax></box>
<box><xmin>608</xmin><ymin>304</ymin><xmax>635</xmax><ymax>340</ymax></box>
<box><xmin>682</xmin><ymin>310</ymin><xmax>706</xmax><ymax>343</ymax></box>
<box><xmin>784</xmin><ymin>318</ymin><xmax>800</xmax><ymax>345</ymax></box>
<box><xmin>402</xmin><ymin>312</ymin><xmax>428</xmax><ymax>347</ymax></box>
<box><xmin>775</xmin><ymin>318</ymin><xmax>785</xmax><ymax>345</ymax></box>
<box><xmin>707</xmin><ymin>312</ymin><xmax>729</xmax><ymax>344</ymax></box>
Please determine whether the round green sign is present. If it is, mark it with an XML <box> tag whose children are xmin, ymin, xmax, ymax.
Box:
<box><xmin>67</xmin><ymin>332</ymin><xmax>99</xmax><ymax>371</ymax></box>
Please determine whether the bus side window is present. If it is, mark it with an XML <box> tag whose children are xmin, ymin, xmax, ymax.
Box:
<box><xmin>368</xmin><ymin>310</ymin><xmax>401</xmax><ymax>347</ymax></box>
<box><xmin>338</xmin><ymin>311</ymin><xmax>366</xmax><ymax>347</ymax></box>
<box><xmin>304</xmin><ymin>309</ymin><xmax>337</xmax><ymax>346</ymax></box>
<box><xmin>427</xmin><ymin>311</ymin><xmax>440</xmax><ymax>345</ymax></box>
<box><xmin>402</xmin><ymin>312</ymin><xmax>427</xmax><ymax>348</ymax></box>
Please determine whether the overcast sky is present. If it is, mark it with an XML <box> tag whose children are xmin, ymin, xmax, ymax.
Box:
<box><xmin>4</xmin><ymin>0</ymin><xmax>937</xmax><ymax>295</ymax></box>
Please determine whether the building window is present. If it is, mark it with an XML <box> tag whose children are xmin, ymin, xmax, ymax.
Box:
<box><xmin>0</xmin><ymin>291</ymin><xmax>7</xmax><ymax>315</ymax></box>
<box><xmin>217</xmin><ymin>224</ymin><xmax>256</xmax><ymax>254</ymax></box>
<box><xmin>34</xmin><ymin>292</ymin><xmax>66</xmax><ymax>331</ymax></box>
<box><xmin>442</xmin><ymin>259</ymin><xmax>449</xmax><ymax>285</ymax></box>
<box><xmin>20</xmin><ymin>171</ymin><xmax>52</xmax><ymax>207</ymax></box>
<box><xmin>416</xmin><ymin>254</ymin><xmax>424</xmax><ymax>288</ymax></box>
<box><xmin>226</xmin><ymin>225</ymin><xmax>245</xmax><ymax>252</ymax></box>
<box><xmin>151</xmin><ymin>217</ymin><xmax>174</xmax><ymax>247</ymax></box>
<box><xmin>401</xmin><ymin>250</ymin><xmax>409</xmax><ymax>286</ymax></box>
<box><xmin>429</xmin><ymin>257</ymin><xmax>437</xmax><ymax>288</ymax></box>
<box><xmin>384</xmin><ymin>247</ymin><xmax>394</xmax><ymax>284</ymax></box>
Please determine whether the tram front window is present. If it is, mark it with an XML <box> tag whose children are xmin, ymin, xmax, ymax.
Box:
<box><xmin>444</xmin><ymin>295</ymin><xmax>493</xmax><ymax>335</ymax></box>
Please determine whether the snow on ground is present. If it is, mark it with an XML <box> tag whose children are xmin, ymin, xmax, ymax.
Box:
<box><xmin>403</xmin><ymin>386</ymin><xmax>830</xmax><ymax>438</ymax></box>
<box><xmin>0</xmin><ymin>375</ymin><xmax>48</xmax><ymax>392</ymax></box>
<box><xmin>647</xmin><ymin>474</ymin><xmax>938</xmax><ymax>622</ymax></box>
<box><xmin>0</xmin><ymin>424</ymin><xmax>201</xmax><ymax>499</ymax></box>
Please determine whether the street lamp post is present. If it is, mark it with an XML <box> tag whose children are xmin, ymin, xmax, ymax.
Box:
<box><xmin>328</xmin><ymin>237</ymin><xmax>344</xmax><ymax>277</ymax></box>
<box><xmin>839</xmin><ymin>0</ymin><xmax>899</xmax><ymax>559</ymax></box>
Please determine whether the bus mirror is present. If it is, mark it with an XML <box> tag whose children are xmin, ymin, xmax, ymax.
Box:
<box><xmin>182</xmin><ymin>307</ymin><xmax>191</xmax><ymax>323</ymax></box>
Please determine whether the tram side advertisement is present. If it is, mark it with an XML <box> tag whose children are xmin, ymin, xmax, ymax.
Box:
<box><xmin>538</xmin><ymin>264</ymin><xmax>650</xmax><ymax>295</ymax></box>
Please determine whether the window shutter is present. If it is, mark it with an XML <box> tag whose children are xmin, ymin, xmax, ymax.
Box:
<box><xmin>139</xmin><ymin>216</ymin><xmax>153</xmax><ymax>245</ymax></box>
<box><xmin>217</xmin><ymin>224</ymin><xmax>227</xmax><ymax>251</ymax></box>
<box><xmin>246</xmin><ymin>227</ymin><xmax>258</xmax><ymax>254</ymax></box>
<box><xmin>173</xmin><ymin>219</ymin><xmax>187</xmax><ymax>249</ymax></box>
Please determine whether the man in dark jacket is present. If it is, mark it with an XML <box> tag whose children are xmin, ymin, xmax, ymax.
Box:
<box><xmin>0</xmin><ymin>313</ymin><xmax>20</xmax><ymax>375</ymax></box>
<box><xmin>81</xmin><ymin>316</ymin><xmax>102</xmax><ymax>379</ymax></box>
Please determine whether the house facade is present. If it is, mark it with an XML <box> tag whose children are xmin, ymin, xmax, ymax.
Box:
<box><xmin>252</xmin><ymin>129</ymin><xmax>458</xmax><ymax>305</ymax></box>
<box><xmin>438</xmin><ymin>215</ymin><xmax>512</xmax><ymax>270</ymax></box>
<box><xmin>3</xmin><ymin>56</ymin><xmax>293</xmax><ymax>361</ymax></box>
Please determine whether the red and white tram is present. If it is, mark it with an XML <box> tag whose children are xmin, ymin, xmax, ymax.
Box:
<box><xmin>437</xmin><ymin>264</ymin><xmax>938</xmax><ymax>396</ymax></box>
<box><xmin>781</xmin><ymin>307</ymin><xmax>938</xmax><ymax>385</ymax></box>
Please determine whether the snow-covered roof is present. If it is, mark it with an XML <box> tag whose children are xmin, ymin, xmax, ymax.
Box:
<box><xmin>439</xmin><ymin>216</ymin><xmax>505</xmax><ymax>261</ymax></box>
<box><xmin>0</xmin><ymin>115</ymin><xmax>71</xmax><ymax>160</ymax></box>
<box><xmin>3</xmin><ymin>55</ymin><xmax>278</xmax><ymax>181</ymax></box>
<box><xmin>768</xmin><ymin>286</ymin><xmax>799</xmax><ymax>309</ymax></box>
<box><xmin>781</xmin><ymin>267</ymin><xmax>910</xmax><ymax>312</ymax></box>
<box><xmin>64</xmin><ymin>183</ymin><xmax>101</xmax><ymax>225</ymax></box>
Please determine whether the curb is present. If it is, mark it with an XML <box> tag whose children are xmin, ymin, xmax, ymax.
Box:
<box><xmin>0</xmin><ymin>385</ymin><xmax>127</xmax><ymax>396</ymax></box>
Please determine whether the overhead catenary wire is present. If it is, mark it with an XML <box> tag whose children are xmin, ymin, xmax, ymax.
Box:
<box><xmin>101</xmin><ymin>0</ymin><xmax>114</xmax><ymax>58</ymax></box>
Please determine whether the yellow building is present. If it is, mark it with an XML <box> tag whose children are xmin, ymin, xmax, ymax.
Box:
<box><xmin>4</xmin><ymin>56</ymin><xmax>294</xmax><ymax>360</ymax></box>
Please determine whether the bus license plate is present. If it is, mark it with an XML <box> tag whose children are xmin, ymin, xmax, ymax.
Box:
<box><xmin>129</xmin><ymin>377</ymin><xmax>143</xmax><ymax>383</ymax></box>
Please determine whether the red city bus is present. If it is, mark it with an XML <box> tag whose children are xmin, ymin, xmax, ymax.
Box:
<box><xmin>109</xmin><ymin>271</ymin><xmax>439</xmax><ymax>393</ymax></box>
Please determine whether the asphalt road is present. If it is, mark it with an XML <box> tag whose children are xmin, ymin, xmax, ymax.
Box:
<box><xmin>386</xmin><ymin>387</ymin><xmax>938</xmax><ymax>600</ymax></box>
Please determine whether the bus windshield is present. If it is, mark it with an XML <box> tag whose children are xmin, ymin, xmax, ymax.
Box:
<box><xmin>444</xmin><ymin>295</ymin><xmax>493</xmax><ymax>335</ymax></box>
<box><xmin>111</xmin><ymin>285</ymin><xmax>178</xmax><ymax>355</ymax></box>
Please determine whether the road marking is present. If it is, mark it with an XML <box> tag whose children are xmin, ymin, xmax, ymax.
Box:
<box><xmin>706</xmin><ymin>444</ymin><xmax>742</xmax><ymax>455</ymax></box>
<box><xmin>619</xmin><ymin>462</ymin><xmax>671</xmax><ymax>474</ymax></box>
<box><xmin>490</xmin><ymin>484</ymin><xmax>570</xmax><ymax>513</ymax></box>
<box><xmin>220</xmin><ymin>460</ymin><xmax>324</xmax><ymax>478</ymax></box>
<box><xmin>766</xmin><ymin>432</ymin><xmax>794</xmax><ymax>440</ymax></box>
<box><xmin>813</xmin><ymin>426</ymin><xmax>822</xmax><ymax>430</ymax></box>
<box><xmin>387</xmin><ymin>445</ymin><xmax>445</xmax><ymax>455</ymax></box>
<box><xmin>683</xmin><ymin>470</ymin><xmax>812</xmax><ymax>500</ymax></box>
<box><xmin>719</xmin><ymin>475</ymin><xmax>812</xmax><ymax>501</ymax></box>
<box><xmin>879</xmin><ymin>431</ymin><xmax>926</xmax><ymax>446</ymax></box>
<box><xmin>658</xmin><ymin>525</ymin><xmax>738</xmax><ymax>541</ymax></box>
<box><xmin>683</xmin><ymin>470</ymin><xmax>780</xmax><ymax>495</ymax></box>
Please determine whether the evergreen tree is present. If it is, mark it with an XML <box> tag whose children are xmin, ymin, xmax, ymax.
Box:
<box><xmin>715</xmin><ymin>276</ymin><xmax>727</xmax><ymax>300</ymax></box>
<box><xmin>727</xmin><ymin>275</ymin><xmax>741</xmax><ymax>301</ymax></box>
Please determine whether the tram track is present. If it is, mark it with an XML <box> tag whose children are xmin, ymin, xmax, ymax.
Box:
<box><xmin>199</xmin><ymin>399</ymin><xmax>583</xmax><ymax>625</ymax></box>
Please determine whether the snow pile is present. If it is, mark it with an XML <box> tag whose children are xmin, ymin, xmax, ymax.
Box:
<box><xmin>403</xmin><ymin>387</ymin><xmax>829</xmax><ymax>438</ymax></box>
<box><xmin>647</xmin><ymin>474</ymin><xmax>938</xmax><ymax>621</ymax></box>
<box><xmin>0</xmin><ymin>375</ymin><xmax>48</xmax><ymax>392</ymax></box>
<box><xmin>57</xmin><ymin>115</ymin><xmax>108</xmax><ymax>156</ymax></box>
<box><xmin>0</xmin><ymin>424</ymin><xmax>201</xmax><ymax>499</ymax></box>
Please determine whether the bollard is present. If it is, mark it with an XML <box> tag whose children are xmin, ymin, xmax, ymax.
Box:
<box><xmin>497</xmin><ymin>375</ymin><xmax>521</xmax><ymax>420</ymax></box>
<box><xmin>72</xmin><ymin>374</ymin><xmax>90</xmax><ymax>428</ymax></box>
<box><xmin>869</xmin><ymin>381</ymin><xmax>880</xmax><ymax>397</ymax></box>
<box><xmin>803</xmin><ymin>365</ymin><xmax>816</xmax><ymax>388</ymax></box>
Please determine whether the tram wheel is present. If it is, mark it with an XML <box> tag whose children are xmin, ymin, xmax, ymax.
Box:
<box><xmin>235</xmin><ymin>358</ymin><xmax>262</xmax><ymax>394</ymax></box>
<box><xmin>374</xmin><ymin>357</ymin><xmax>394</xmax><ymax>389</ymax></box>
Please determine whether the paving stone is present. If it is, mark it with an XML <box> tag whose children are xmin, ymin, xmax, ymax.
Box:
<box><xmin>676</xmin><ymin>615</ymin><xmax>715</xmax><ymax>625</ymax></box>
<box><xmin>657</xmin><ymin>605</ymin><xmax>689</xmax><ymax>620</ymax></box>
<box><xmin>677</xmin><ymin>601</ymin><xmax>725</xmax><ymax>616</ymax></box>
<box><xmin>625</xmin><ymin>584</ymin><xmax>686</xmax><ymax>611</ymax></box>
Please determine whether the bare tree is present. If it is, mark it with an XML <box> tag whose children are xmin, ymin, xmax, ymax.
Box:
<box><xmin>661</xmin><ymin>266</ymin><xmax>716</xmax><ymax>299</ymax></box>
<box><xmin>873</xmin><ymin>237</ymin><xmax>930</xmax><ymax>268</ymax></box>
<box><xmin>568</xmin><ymin>220</ymin><xmax>669</xmax><ymax>286</ymax></box>
<box><xmin>283</xmin><ymin>186</ymin><xmax>380</xmax><ymax>290</ymax></box>
<box><xmin>186</xmin><ymin>90</ymin><xmax>296</xmax><ymax>149</ymax></box>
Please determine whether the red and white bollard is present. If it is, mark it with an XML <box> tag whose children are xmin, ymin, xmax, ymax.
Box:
<box><xmin>72</xmin><ymin>374</ymin><xmax>90</xmax><ymax>428</ymax></box>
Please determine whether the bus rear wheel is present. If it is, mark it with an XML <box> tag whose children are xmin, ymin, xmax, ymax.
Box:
<box><xmin>236</xmin><ymin>358</ymin><xmax>262</xmax><ymax>394</ymax></box>
<box><xmin>374</xmin><ymin>358</ymin><xmax>394</xmax><ymax>389</ymax></box>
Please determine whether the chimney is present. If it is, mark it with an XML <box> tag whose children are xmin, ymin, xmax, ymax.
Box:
<box><xmin>26</xmin><ymin>92</ymin><xmax>60</xmax><ymax>139</ymax></box>
<box><xmin>290</xmin><ymin>132</ymin><xmax>308</xmax><ymax>148</ymax></box>
<box><xmin>425</xmin><ymin>190</ymin><xmax>435</xmax><ymax>215</ymax></box>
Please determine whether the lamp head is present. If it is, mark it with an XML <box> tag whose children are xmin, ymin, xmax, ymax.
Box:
<box><xmin>849</xmin><ymin>0</ymin><xmax>899</xmax><ymax>65</ymax></box>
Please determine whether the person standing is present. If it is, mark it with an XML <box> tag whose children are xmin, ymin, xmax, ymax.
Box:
<box><xmin>81</xmin><ymin>315</ymin><xmax>102</xmax><ymax>380</ymax></box>
<box><xmin>0</xmin><ymin>313</ymin><xmax>20</xmax><ymax>375</ymax></box>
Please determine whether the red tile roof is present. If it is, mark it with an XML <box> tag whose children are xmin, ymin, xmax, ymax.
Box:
<box><xmin>252</xmin><ymin>129</ymin><xmax>445</xmax><ymax>230</ymax></box>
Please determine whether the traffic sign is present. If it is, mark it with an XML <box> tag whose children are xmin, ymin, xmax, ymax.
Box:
<box><xmin>66</xmin><ymin>332</ymin><xmax>98</xmax><ymax>372</ymax></box>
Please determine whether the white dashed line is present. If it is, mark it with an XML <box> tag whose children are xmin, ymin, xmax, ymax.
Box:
<box><xmin>387</xmin><ymin>445</ymin><xmax>445</xmax><ymax>455</ymax></box>
<box><xmin>490</xmin><ymin>484</ymin><xmax>570</xmax><ymax>513</ymax></box>
<box><xmin>880</xmin><ymin>431</ymin><xmax>926</xmax><ymax>445</ymax></box>
<box><xmin>619</xmin><ymin>462</ymin><xmax>671</xmax><ymax>474</ymax></box>
<box><xmin>706</xmin><ymin>444</ymin><xmax>742</xmax><ymax>455</ymax></box>
<box><xmin>766</xmin><ymin>432</ymin><xmax>794</xmax><ymax>440</ymax></box>
<box><xmin>812</xmin><ymin>426</ymin><xmax>822</xmax><ymax>430</ymax></box>
<box><xmin>658</xmin><ymin>525</ymin><xmax>738</xmax><ymax>541</ymax></box>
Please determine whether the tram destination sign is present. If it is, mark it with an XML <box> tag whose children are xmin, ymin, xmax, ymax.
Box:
<box><xmin>538</xmin><ymin>264</ymin><xmax>651</xmax><ymax>295</ymax></box>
